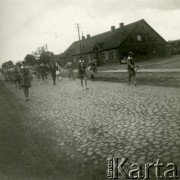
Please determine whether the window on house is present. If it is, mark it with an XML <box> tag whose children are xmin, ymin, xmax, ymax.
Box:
<box><xmin>137</xmin><ymin>34</ymin><xmax>142</xmax><ymax>41</ymax></box>
<box><xmin>102</xmin><ymin>51</ymin><xmax>109</xmax><ymax>60</ymax></box>
<box><xmin>110</xmin><ymin>50</ymin><xmax>116</xmax><ymax>59</ymax></box>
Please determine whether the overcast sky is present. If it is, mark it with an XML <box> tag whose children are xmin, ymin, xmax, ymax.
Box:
<box><xmin>0</xmin><ymin>0</ymin><xmax>180</xmax><ymax>65</ymax></box>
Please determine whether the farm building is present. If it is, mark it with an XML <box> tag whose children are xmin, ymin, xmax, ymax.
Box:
<box><xmin>168</xmin><ymin>39</ymin><xmax>180</xmax><ymax>55</ymax></box>
<box><xmin>59</xmin><ymin>19</ymin><xmax>168</xmax><ymax>66</ymax></box>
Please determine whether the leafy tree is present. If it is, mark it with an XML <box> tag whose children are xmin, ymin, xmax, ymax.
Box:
<box><xmin>25</xmin><ymin>54</ymin><xmax>36</xmax><ymax>66</ymax></box>
<box><xmin>39</xmin><ymin>51</ymin><xmax>54</xmax><ymax>64</ymax></box>
<box><xmin>1</xmin><ymin>61</ymin><xmax>13</xmax><ymax>70</ymax></box>
<box><xmin>15</xmin><ymin>61</ymin><xmax>22</xmax><ymax>67</ymax></box>
<box><xmin>32</xmin><ymin>45</ymin><xmax>47</xmax><ymax>60</ymax></box>
<box><xmin>7</xmin><ymin>60</ymin><xmax>14</xmax><ymax>67</ymax></box>
<box><xmin>2</xmin><ymin>62</ymin><xmax>8</xmax><ymax>69</ymax></box>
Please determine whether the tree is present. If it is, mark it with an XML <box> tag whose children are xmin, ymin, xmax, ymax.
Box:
<box><xmin>32</xmin><ymin>45</ymin><xmax>47</xmax><ymax>60</ymax></box>
<box><xmin>25</xmin><ymin>54</ymin><xmax>36</xmax><ymax>66</ymax></box>
<box><xmin>39</xmin><ymin>51</ymin><xmax>54</xmax><ymax>64</ymax></box>
<box><xmin>2</xmin><ymin>62</ymin><xmax>8</xmax><ymax>69</ymax></box>
<box><xmin>15</xmin><ymin>61</ymin><xmax>21</xmax><ymax>67</ymax></box>
<box><xmin>1</xmin><ymin>60</ymin><xmax>14</xmax><ymax>70</ymax></box>
<box><xmin>7</xmin><ymin>60</ymin><xmax>14</xmax><ymax>67</ymax></box>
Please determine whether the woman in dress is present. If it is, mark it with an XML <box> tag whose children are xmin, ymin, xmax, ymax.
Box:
<box><xmin>21</xmin><ymin>61</ymin><xmax>31</xmax><ymax>101</ymax></box>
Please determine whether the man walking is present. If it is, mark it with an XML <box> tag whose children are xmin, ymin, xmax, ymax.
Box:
<box><xmin>21</xmin><ymin>61</ymin><xmax>31</xmax><ymax>101</ymax></box>
<box><xmin>49</xmin><ymin>62</ymin><xmax>58</xmax><ymax>85</ymax></box>
<box><xmin>78</xmin><ymin>57</ymin><xmax>88</xmax><ymax>89</ymax></box>
<box><xmin>126</xmin><ymin>52</ymin><xmax>137</xmax><ymax>85</ymax></box>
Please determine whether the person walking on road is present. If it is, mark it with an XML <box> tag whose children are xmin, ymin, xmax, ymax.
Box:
<box><xmin>17</xmin><ymin>64</ymin><xmax>22</xmax><ymax>89</ymax></box>
<box><xmin>64</xmin><ymin>61</ymin><xmax>74</xmax><ymax>80</ymax></box>
<box><xmin>40</xmin><ymin>63</ymin><xmax>49</xmax><ymax>83</ymax></box>
<box><xmin>56</xmin><ymin>63</ymin><xmax>63</xmax><ymax>81</ymax></box>
<box><xmin>89</xmin><ymin>59</ymin><xmax>97</xmax><ymax>81</ymax></box>
<box><xmin>50</xmin><ymin>62</ymin><xmax>58</xmax><ymax>85</ymax></box>
<box><xmin>78</xmin><ymin>57</ymin><xmax>88</xmax><ymax>89</ymax></box>
<box><xmin>12</xmin><ymin>65</ymin><xmax>19</xmax><ymax>87</ymax></box>
<box><xmin>21</xmin><ymin>61</ymin><xmax>31</xmax><ymax>101</ymax></box>
<box><xmin>126</xmin><ymin>52</ymin><xmax>137</xmax><ymax>85</ymax></box>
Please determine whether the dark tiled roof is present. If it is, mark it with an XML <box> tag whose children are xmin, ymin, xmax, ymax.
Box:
<box><xmin>63</xmin><ymin>19</ymin><xmax>143</xmax><ymax>56</ymax></box>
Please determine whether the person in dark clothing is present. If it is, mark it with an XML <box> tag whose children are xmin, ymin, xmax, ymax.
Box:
<box><xmin>78</xmin><ymin>57</ymin><xmax>88</xmax><ymax>89</ymax></box>
<box><xmin>50</xmin><ymin>62</ymin><xmax>58</xmax><ymax>85</ymax></box>
<box><xmin>21</xmin><ymin>61</ymin><xmax>31</xmax><ymax>101</ymax></box>
<box><xmin>12</xmin><ymin>66</ymin><xmax>19</xmax><ymax>87</ymax></box>
<box><xmin>126</xmin><ymin>52</ymin><xmax>137</xmax><ymax>85</ymax></box>
<box><xmin>16</xmin><ymin>64</ymin><xmax>22</xmax><ymax>89</ymax></box>
<box><xmin>40</xmin><ymin>63</ymin><xmax>49</xmax><ymax>83</ymax></box>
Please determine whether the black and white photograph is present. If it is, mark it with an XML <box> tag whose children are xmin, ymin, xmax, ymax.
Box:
<box><xmin>0</xmin><ymin>0</ymin><xmax>180</xmax><ymax>179</ymax></box>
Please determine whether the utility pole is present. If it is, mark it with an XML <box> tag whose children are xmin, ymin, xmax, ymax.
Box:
<box><xmin>76</xmin><ymin>23</ymin><xmax>83</xmax><ymax>56</ymax></box>
<box><xmin>82</xmin><ymin>31</ymin><xmax>85</xmax><ymax>59</ymax></box>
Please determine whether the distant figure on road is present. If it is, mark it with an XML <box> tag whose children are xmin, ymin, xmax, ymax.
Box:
<box><xmin>3</xmin><ymin>68</ymin><xmax>9</xmax><ymax>81</ymax></box>
<box><xmin>49</xmin><ymin>62</ymin><xmax>58</xmax><ymax>85</ymax></box>
<box><xmin>56</xmin><ymin>63</ymin><xmax>63</xmax><ymax>82</ymax></box>
<box><xmin>12</xmin><ymin>66</ymin><xmax>19</xmax><ymax>87</ymax></box>
<box><xmin>40</xmin><ymin>63</ymin><xmax>49</xmax><ymax>83</ymax></box>
<box><xmin>9</xmin><ymin>67</ymin><xmax>14</xmax><ymax>83</ymax></box>
<box><xmin>89</xmin><ymin>59</ymin><xmax>97</xmax><ymax>81</ymax></box>
<box><xmin>64</xmin><ymin>61</ymin><xmax>74</xmax><ymax>80</ymax></box>
<box><xmin>78</xmin><ymin>57</ymin><xmax>88</xmax><ymax>89</ymax></box>
<box><xmin>21</xmin><ymin>61</ymin><xmax>31</xmax><ymax>101</ymax></box>
<box><xmin>126</xmin><ymin>52</ymin><xmax>137</xmax><ymax>85</ymax></box>
<box><xmin>17</xmin><ymin>64</ymin><xmax>22</xmax><ymax>89</ymax></box>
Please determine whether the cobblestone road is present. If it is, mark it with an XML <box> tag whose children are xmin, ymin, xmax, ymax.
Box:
<box><xmin>3</xmin><ymin>77</ymin><xmax>180</xmax><ymax>179</ymax></box>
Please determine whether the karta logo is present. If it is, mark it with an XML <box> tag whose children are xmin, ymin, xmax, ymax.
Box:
<box><xmin>107</xmin><ymin>158</ymin><xmax>179</xmax><ymax>179</ymax></box>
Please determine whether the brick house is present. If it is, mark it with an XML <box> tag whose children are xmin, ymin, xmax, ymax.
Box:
<box><xmin>60</xmin><ymin>19</ymin><xmax>167</xmax><ymax>66</ymax></box>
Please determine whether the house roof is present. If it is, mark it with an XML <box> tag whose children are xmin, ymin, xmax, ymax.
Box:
<box><xmin>62</xmin><ymin>19</ymin><xmax>166</xmax><ymax>57</ymax></box>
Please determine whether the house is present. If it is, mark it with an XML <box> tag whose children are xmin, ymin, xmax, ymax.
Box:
<box><xmin>168</xmin><ymin>39</ymin><xmax>180</xmax><ymax>55</ymax></box>
<box><xmin>60</xmin><ymin>19</ymin><xmax>168</xmax><ymax>66</ymax></box>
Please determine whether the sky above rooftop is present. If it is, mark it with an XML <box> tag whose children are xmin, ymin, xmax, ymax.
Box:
<box><xmin>0</xmin><ymin>0</ymin><xmax>180</xmax><ymax>65</ymax></box>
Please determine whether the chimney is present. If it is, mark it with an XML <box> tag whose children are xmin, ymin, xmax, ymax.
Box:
<box><xmin>87</xmin><ymin>34</ymin><xmax>90</xmax><ymax>38</ymax></box>
<box><xmin>119</xmin><ymin>23</ymin><xmax>124</xmax><ymax>28</ymax></box>
<box><xmin>82</xmin><ymin>36</ymin><xmax>85</xmax><ymax>40</ymax></box>
<box><xmin>111</xmin><ymin>26</ymin><xmax>115</xmax><ymax>31</ymax></box>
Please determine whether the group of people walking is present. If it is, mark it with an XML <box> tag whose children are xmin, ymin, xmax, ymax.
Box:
<box><xmin>1</xmin><ymin>52</ymin><xmax>137</xmax><ymax>101</ymax></box>
<box><xmin>2</xmin><ymin>61</ymin><xmax>32</xmax><ymax>101</ymax></box>
<box><xmin>1</xmin><ymin>58</ymin><xmax>99</xmax><ymax>101</ymax></box>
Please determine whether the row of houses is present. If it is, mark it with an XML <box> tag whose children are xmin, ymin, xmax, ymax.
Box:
<box><xmin>58</xmin><ymin>19</ymin><xmax>169</xmax><ymax>66</ymax></box>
